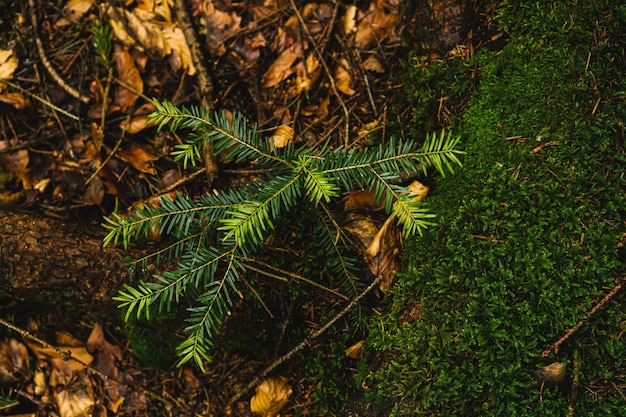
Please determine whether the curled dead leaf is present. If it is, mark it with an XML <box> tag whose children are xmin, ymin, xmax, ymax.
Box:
<box><xmin>117</xmin><ymin>144</ymin><xmax>159</xmax><ymax>175</ymax></box>
<box><xmin>250</xmin><ymin>376</ymin><xmax>292</xmax><ymax>417</ymax></box>
<box><xmin>334</xmin><ymin>58</ymin><xmax>355</xmax><ymax>96</ymax></box>
<box><xmin>55</xmin><ymin>0</ymin><xmax>96</xmax><ymax>27</ymax></box>
<box><xmin>407</xmin><ymin>180</ymin><xmax>429</xmax><ymax>202</ymax></box>
<box><xmin>345</xmin><ymin>340</ymin><xmax>364</xmax><ymax>358</ymax></box>
<box><xmin>0</xmin><ymin>338</ymin><xmax>30</xmax><ymax>384</ymax></box>
<box><xmin>533</xmin><ymin>362</ymin><xmax>568</xmax><ymax>388</ymax></box>
<box><xmin>271</xmin><ymin>124</ymin><xmax>294</xmax><ymax>149</ymax></box>
<box><xmin>112</xmin><ymin>45</ymin><xmax>143</xmax><ymax>113</ymax></box>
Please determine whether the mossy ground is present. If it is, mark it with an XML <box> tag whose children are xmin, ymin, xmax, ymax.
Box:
<box><xmin>362</xmin><ymin>1</ymin><xmax>626</xmax><ymax>416</ymax></box>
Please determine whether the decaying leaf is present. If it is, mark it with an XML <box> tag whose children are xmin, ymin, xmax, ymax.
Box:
<box><xmin>262</xmin><ymin>43</ymin><xmax>302</xmax><ymax>88</ymax></box>
<box><xmin>112</xmin><ymin>45</ymin><xmax>143</xmax><ymax>113</ymax></box>
<box><xmin>120</xmin><ymin>102</ymin><xmax>157</xmax><ymax>133</ymax></box>
<box><xmin>334</xmin><ymin>58</ymin><xmax>356</xmax><ymax>96</ymax></box>
<box><xmin>354</xmin><ymin>0</ymin><xmax>400</xmax><ymax>49</ymax></box>
<box><xmin>363</xmin><ymin>55</ymin><xmax>385</xmax><ymax>73</ymax></box>
<box><xmin>343</xmin><ymin>190</ymin><xmax>381</xmax><ymax>212</ymax></box>
<box><xmin>117</xmin><ymin>144</ymin><xmax>159</xmax><ymax>175</ymax></box>
<box><xmin>345</xmin><ymin>340</ymin><xmax>364</xmax><ymax>358</ymax></box>
<box><xmin>0</xmin><ymin>338</ymin><xmax>30</xmax><ymax>384</ymax></box>
<box><xmin>271</xmin><ymin>124</ymin><xmax>294</xmax><ymax>149</ymax></box>
<box><xmin>250</xmin><ymin>376</ymin><xmax>292</xmax><ymax>417</ymax></box>
<box><xmin>55</xmin><ymin>370</ymin><xmax>95</xmax><ymax>417</ymax></box>
<box><xmin>0</xmin><ymin>49</ymin><xmax>29</xmax><ymax>109</ymax></box>
<box><xmin>55</xmin><ymin>0</ymin><xmax>96</xmax><ymax>27</ymax></box>
<box><xmin>533</xmin><ymin>362</ymin><xmax>568</xmax><ymax>388</ymax></box>
<box><xmin>106</xmin><ymin>5</ymin><xmax>196</xmax><ymax>75</ymax></box>
<box><xmin>342</xmin><ymin>4</ymin><xmax>357</xmax><ymax>35</ymax></box>
<box><xmin>191</xmin><ymin>0</ymin><xmax>242</xmax><ymax>56</ymax></box>
<box><xmin>407</xmin><ymin>180</ymin><xmax>429</xmax><ymax>202</ymax></box>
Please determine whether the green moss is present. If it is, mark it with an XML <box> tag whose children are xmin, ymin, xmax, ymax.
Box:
<box><xmin>364</xmin><ymin>1</ymin><xmax>626</xmax><ymax>416</ymax></box>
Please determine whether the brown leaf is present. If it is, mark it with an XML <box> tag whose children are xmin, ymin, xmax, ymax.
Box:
<box><xmin>0</xmin><ymin>92</ymin><xmax>30</xmax><ymax>109</ymax></box>
<box><xmin>407</xmin><ymin>180</ymin><xmax>429</xmax><ymax>202</ymax></box>
<box><xmin>354</xmin><ymin>0</ymin><xmax>399</xmax><ymax>49</ymax></box>
<box><xmin>86</xmin><ymin>323</ymin><xmax>126</xmax><ymax>413</ymax></box>
<box><xmin>343</xmin><ymin>190</ymin><xmax>381</xmax><ymax>212</ymax></box>
<box><xmin>334</xmin><ymin>58</ymin><xmax>355</xmax><ymax>95</ymax></box>
<box><xmin>113</xmin><ymin>45</ymin><xmax>143</xmax><ymax>113</ymax></box>
<box><xmin>270</xmin><ymin>124</ymin><xmax>294</xmax><ymax>149</ymax></box>
<box><xmin>117</xmin><ymin>144</ymin><xmax>159</xmax><ymax>174</ymax></box>
<box><xmin>345</xmin><ymin>340</ymin><xmax>364</xmax><ymax>358</ymax></box>
<box><xmin>106</xmin><ymin>6</ymin><xmax>196</xmax><ymax>75</ymax></box>
<box><xmin>55</xmin><ymin>370</ymin><xmax>95</xmax><ymax>417</ymax></box>
<box><xmin>120</xmin><ymin>102</ymin><xmax>157</xmax><ymax>134</ymax></box>
<box><xmin>363</xmin><ymin>55</ymin><xmax>385</xmax><ymax>73</ymax></box>
<box><xmin>250</xmin><ymin>377</ymin><xmax>292</xmax><ymax>417</ymax></box>
<box><xmin>192</xmin><ymin>0</ymin><xmax>242</xmax><ymax>56</ymax></box>
<box><xmin>262</xmin><ymin>43</ymin><xmax>302</xmax><ymax>88</ymax></box>
<box><xmin>55</xmin><ymin>0</ymin><xmax>96</xmax><ymax>27</ymax></box>
<box><xmin>533</xmin><ymin>362</ymin><xmax>568</xmax><ymax>387</ymax></box>
<box><xmin>0</xmin><ymin>338</ymin><xmax>30</xmax><ymax>384</ymax></box>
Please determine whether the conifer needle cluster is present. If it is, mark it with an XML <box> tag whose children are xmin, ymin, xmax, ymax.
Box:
<box><xmin>103</xmin><ymin>99</ymin><xmax>462</xmax><ymax>369</ymax></box>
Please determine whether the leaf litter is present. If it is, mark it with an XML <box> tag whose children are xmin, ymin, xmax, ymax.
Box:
<box><xmin>0</xmin><ymin>0</ymin><xmax>426</xmax><ymax>414</ymax></box>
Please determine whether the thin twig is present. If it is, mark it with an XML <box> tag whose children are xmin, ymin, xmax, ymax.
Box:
<box><xmin>246</xmin><ymin>259</ymin><xmax>350</xmax><ymax>301</ymax></box>
<box><xmin>227</xmin><ymin>273</ymin><xmax>382</xmax><ymax>406</ymax></box>
<box><xmin>542</xmin><ymin>278</ymin><xmax>623</xmax><ymax>358</ymax></box>
<box><xmin>29</xmin><ymin>0</ymin><xmax>90</xmax><ymax>104</ymax></box>
<box><xmin>2</xmin><ymin>80</ymin><xmax>79</xmax><ymax>121</ymax></box>
<box><xmin>287</xmin><ymin>0</ymin><xmax>351</xmax><ymax>146</ymax></box>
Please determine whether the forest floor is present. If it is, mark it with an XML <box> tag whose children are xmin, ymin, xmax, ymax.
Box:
<box><xmin>3</xmin><ymin>1</ymin><xmax>623</xmax><ymax>417</ymax></box>
<box><xmin>0</xmin><ymin>1</ymin><xmax>477</xmax><ymax>416</ymax></box>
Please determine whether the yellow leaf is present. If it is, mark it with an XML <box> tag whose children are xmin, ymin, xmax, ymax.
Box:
<box><xmin>334</xmin><ymin>58</ymin><xmax>355</xmax><ymax>95</ymax></box>
<box><xmin>345</xmin><ymin>340</ymin><xmax>364</xmax><ymax>358</ymax></box>
<box><xmin>55</xmin><ymin>0</ymin><xmax>96</xmax><ymax>27</ymax></box>
<box><xmin>271</xmin><ymin>124</ymin><xmax>294</xmax><ymax>149</ymax></box>
<box><xmin>407</xmin><ymin>180</ymin><xmax>429</xmax><ymax>202</ymax></box>
<box><xmin>250</xmin><ymin>377</ymin><xmax>292</xmax><ymax>417</ymax></box>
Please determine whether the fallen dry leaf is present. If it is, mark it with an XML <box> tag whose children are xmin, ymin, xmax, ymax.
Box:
<box><xmin>191</xmin><ymin>0</ymin><xmax>242</xmax><ymax>56</ymax></box>
<box><xmin>55</xmin><ymin>0</ymin><xmax>96</xmax><ymax>27</ymax></box>
<box><xmin>112</xmin><ymin>45</ymin><xmax>143</xmax><ymax>113</ymax></box>
<box><xmin>271</xmin><ymin>124</ymin><xmax>294</xmax><ymax>149</ymax></box>
<box><xmin>0</xmin><ymin>338</ymin><xmax>30</xmax><ymax>384</ymax></box>
<box><xmin>407</xmin><ymin>180</ymin><xmax>429</xmax><ymax>202</ymax></box>
<box><xmin>345</xmin><ymin>340</ymin><xmax>364</xmax><ymax>358</ymax></box>
<box><xmin>120</xmin><ymin>102</ymin><xmax>157</xmax><ymax>133</ymax></box>
<box><xmin>106</xmin><ymin>5</ymin><xmax>196</xmax><ymax>75</ymax></box>
<box><xmin>250</xmin><ymin>377</ymin><xmax>292</xmax><ymax>417</ymax></box>
<box><xmin>363</xmin><ymin>55</ymin><xmax>385</xmax><ymax>73</ymax></box>
<box><xmin>354</xmin><ymin>0</ymin><xmax>400</xmax><ymax>49</ymax></box>
<box><xmin>117</xmin><ymin>144</ymin><xmax>159</xmax><ymax>175</ymax></box>
<box><xmin>55</xmin><ymin>370</ymin><xmax>95</xmax><ymax>417</ymax></box>
<box><xmin>533</xmin><ymin>362</ymin><xmax>568</xmax><ymax>388</ymax></box>
<box><xmin>262</xmin><ymin>43</ymin><xmax>302</xmax><ymax>88</ymax></box>
<box><xmin>334</xmin><ymin>58</ymin><xmax>356</xmax><ymax>96</ymax></box>
<box><xmin>0</xmin><ymin>48</ymin><xmax>29</xmax><ymax>109</ymax></box>
<box><xmin>0</xmin><ymin>49</ymin><xmax>18</xmax><ymax>87</ymax></box>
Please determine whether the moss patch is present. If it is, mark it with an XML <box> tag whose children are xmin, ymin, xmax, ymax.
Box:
<box><xmin>364</xmin><ymin>1</ymin><xmax>626</xmax><ymax>416</ymax></box>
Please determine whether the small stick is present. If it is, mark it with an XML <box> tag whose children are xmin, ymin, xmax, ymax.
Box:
<box><xmin>2</xmin><ymin>80</ymin><xmax>79</xmax><ymax>121</ymax></box>
<box><xmin>542</xmin><ymin>278</ymin><xmax>623</xmax><ymax>358</ymax></box>
<box><xmin>227</xmin><ymin>273</ymin><xmax>383</xmax><ymax>407</ymax></box>
<box><xmin>29</xmin><ymin>0</ymin><xmax>90</xmax><ymax>104</ymax></box>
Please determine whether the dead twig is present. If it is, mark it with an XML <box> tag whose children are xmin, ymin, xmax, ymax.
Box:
<box><xmin>542</xmin><ymin>278</ymin><xmax>623</xmax><ymax>358</ymax></box>
<box><xmin>29</xmin><ymin>0</ymin><xmax>90</xmax><ymax>104</ymax></box>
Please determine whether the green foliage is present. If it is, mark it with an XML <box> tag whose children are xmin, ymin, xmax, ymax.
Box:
<box><xmin>364</xmin><ymin>1</ymin><xmax>626</xmax><ymax>416</ymax></box>
<box><xmin>102</xmin><ymin>100</ymin><xmax>462</xmax><ymax>369</ymax></box>
<box><xmin>89</xmin><ymin>19</ymin><xmax>112</xmax><ymax>68</ymax></box>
